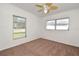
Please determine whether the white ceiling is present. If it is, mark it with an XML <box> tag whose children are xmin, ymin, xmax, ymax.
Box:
<box><xmin>12</xmin><ymin>3</ymin><xmax>79</xmax><ymax>17</ymax></box>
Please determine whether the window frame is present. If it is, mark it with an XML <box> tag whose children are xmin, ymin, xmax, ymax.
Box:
<box><xmin>13</xmin><ymin>15</ymin><xmax>27</xmax><ymax>39</ymax></box>
<box><xmin>46</xmin><ymin>17</ymin><xmax>70</xmax><ymax>31</ymax></box>
<box><xmin>55</xmin><ymin>17</ymin><xmax>70</xmax><ymax>31</ymax></box>
<box><xmin>46</xmin><ymin>20</ymin><xmax>55</xmax><ymax>30</ymax></box>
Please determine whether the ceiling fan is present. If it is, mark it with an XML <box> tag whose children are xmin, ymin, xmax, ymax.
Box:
<box><xmin>35</xmin><ymin>3</ymin><xmax>58</xmax><ymax>14</ymax></box>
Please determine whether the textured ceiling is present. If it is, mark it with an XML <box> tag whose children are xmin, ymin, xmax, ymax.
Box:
<box><xmin>12</xmin><ymin>3</ymin><xmax>79</xmax><ymax>17</ymax></box>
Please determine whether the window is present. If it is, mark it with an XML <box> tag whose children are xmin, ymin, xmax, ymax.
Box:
<box><xmin>46</xmin><ymin>17</ymin><xmax>69</xmax><ymax>30</ymax></box>
<box><xmin>46</xmin><ymin>20</ymin><xmax>55</xmax><ymax>30</ymax></box>
<box><xmin>13</xmin><ymin>15</ymin><xmax>26</xmax><ymax>39</ymax></box>
<box><xmin>56</xmin><ymin>18</ymin><xmax>69</xmax><ymax>30</ymax></box>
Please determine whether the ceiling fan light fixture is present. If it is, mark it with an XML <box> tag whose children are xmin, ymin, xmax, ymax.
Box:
<box><xmin>35</xmin><ymin>3</ymin><xmax>58</xmax><ymax>14</ymax></box>
<box><xmin>44</xmin><ymin>9</ymin><xmax>48</xmax><ymax>14</ymax></box>
<box><xmin>44</xmin><ymin>5</ymin><xmax>48</xmax><ymax>14</ymax></box>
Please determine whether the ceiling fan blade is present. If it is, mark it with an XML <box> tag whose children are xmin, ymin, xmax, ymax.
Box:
<box><xmin>35</xmin><ymin>5</ymin><xmax>43</xmax><ymax>8</ymax></box>
<box><xmin>50</xmin><ymin>6</ymin><xmax>58</xmax><ymax>10</ymax></box>
<box><xmin>45</xmin><ymin>3</ymin><xmax>52</xmax><ymax>6</ymax></box>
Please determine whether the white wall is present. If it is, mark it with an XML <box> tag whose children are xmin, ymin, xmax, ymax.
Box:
<box><xmin>0</xmin><ymin>4</ymin><xmax>41</xmax><ymax>51</ymax></box>
<box><xmin>41</xmin><ymin>8</ymin><xmax>79</xmax><ymax>47</ymax></box>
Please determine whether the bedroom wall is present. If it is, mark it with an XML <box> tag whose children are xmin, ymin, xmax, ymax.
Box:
<box><xmin>0</xmin><ymin>4</ymin><xmax>41</xmax><ymax>51</ymax></box>
<box><xmin>41</xmin><ymin>8</ymin><xmax>79</xmax><ymax>47</ymax></box>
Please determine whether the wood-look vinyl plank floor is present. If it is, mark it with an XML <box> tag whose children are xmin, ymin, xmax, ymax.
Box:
<box><xmin>0</xmin><ymin>38</ymin><xmax>79</xmax><ymax>56</ymax></box>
